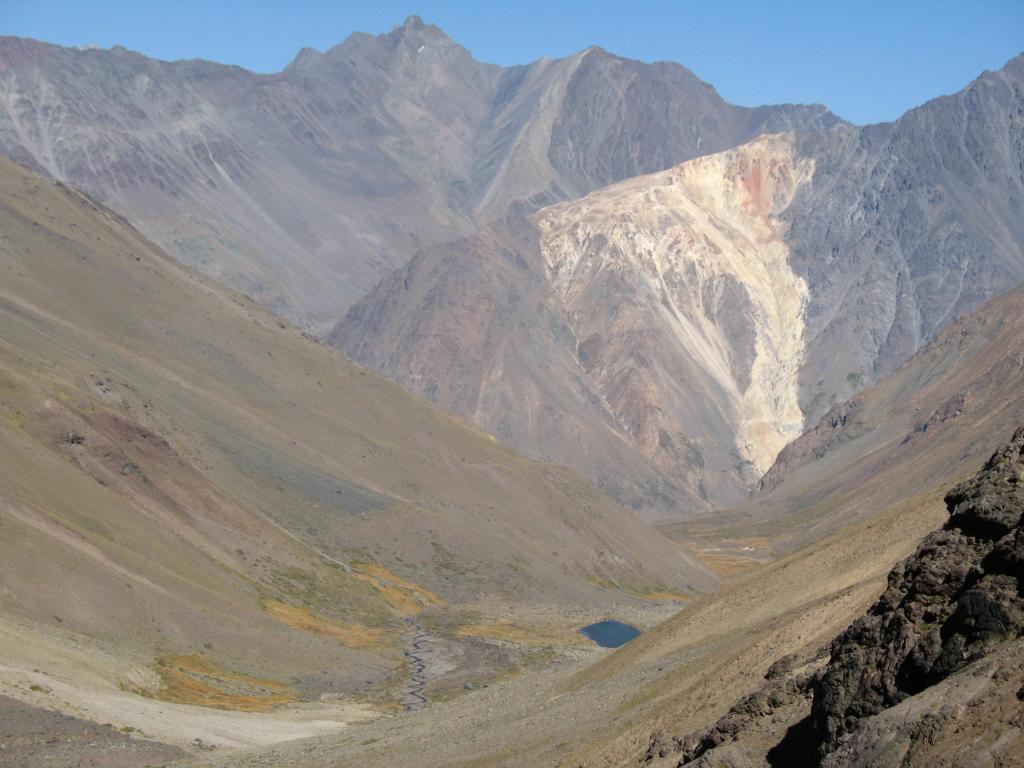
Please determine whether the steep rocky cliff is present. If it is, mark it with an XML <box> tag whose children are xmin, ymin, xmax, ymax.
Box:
<box><xmin>538</xmin><ymin>134</ymin><xmax>813</xmax><ymax>480</ymax></box>
<box><xmin>334</xmin><ymin>135</ymin><xmax>815</xmax><ymax>515</ymax></box>
<box><xmin>723</xmin><ymin>282</ymin><xmax>1024</xmax><ymax>551</ymax></box>
<box><xmin>810</xmin><ymin>425</ymin><xmax>1024</xmax><ymax>764</ymax></box>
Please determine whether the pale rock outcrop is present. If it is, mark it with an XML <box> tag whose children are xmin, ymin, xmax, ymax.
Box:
<box><xmin>538</xmin><ymin>134</ymin><xmax>812</xmax><ymax>475</ymax></box>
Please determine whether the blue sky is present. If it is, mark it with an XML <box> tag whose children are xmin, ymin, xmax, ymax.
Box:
<box><xmin>2</xmin><ymin>0</ymin><xmax>1022</xmax><ymax>124</ymax></box>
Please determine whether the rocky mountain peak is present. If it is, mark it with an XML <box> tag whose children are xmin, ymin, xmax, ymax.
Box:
<box><xmin>284</xmin><ymin>45</ymin><xmax>322</xmax><ymax>71</ymax></box>
<box><xmin>385</xmin><ymin>13</ymin><xmax>456</xmax><ymax>49</ymax></box>
<box><xmin>313</xmin><ymin>14</ymin><xmax>466</xmax><ymax>73</ymax></box>
<box><xmin>401</xmin><ymin>14</ymin><xmax>427</xmax><ymax>32</ymax></box>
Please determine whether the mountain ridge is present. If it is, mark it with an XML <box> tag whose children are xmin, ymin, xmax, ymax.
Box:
<box><xmin>0</xmin><ymin>18</ymin><xmax>837</xmax><ymax>331</ymax></box>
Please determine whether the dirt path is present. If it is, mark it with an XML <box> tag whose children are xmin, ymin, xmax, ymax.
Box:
<box><xmin>401</xmin><ymin>620</ymin><xmax>436</xmax><ymax>711</ymax></box>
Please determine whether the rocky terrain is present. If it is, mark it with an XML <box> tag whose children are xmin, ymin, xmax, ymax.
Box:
<box><xmin>335</xmin><ymin>55</ymin><xmax>1024</xmax><ymax>518</ymax></box>
<box><xmin>537</xmin><ymin>134</ymin><xmax>812</xmax><ymax>496</ymax></box>
<box><xmin>676</xmin><ymin>280</ymin><xmax>1024</xmax><ymax>555</ymax></box>
<box><xmin>809</xmin><ymin>426</ymin><xmax>1024</xmax><ymax>764</ymax></box>
<box><xmin>0</xmin><ymin>17</ymin><xmax>831</xmax><ymax>331</ymax></box>
<box><xmin>786</xmin><ymin>53</ymin><xmax>1024</xmax><ymax>418</ymax></box>
<box><xmin>334</xmin><ymin>134</ymin><xmax>816</xmax><ymax>515</ymax></box>
<box><xmin>644</xmin><ymin>427</ymin><xmax>1024</xmax><ymax>768</ymax></box>
<box><xmin>6</xmin><ymin>19</ymin><xmax>1018</xmax><ymax>522</ymax></box>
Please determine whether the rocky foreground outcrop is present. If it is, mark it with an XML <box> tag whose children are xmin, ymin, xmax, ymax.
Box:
<box><xmin>812</xmin><ymin>424</ymin><xmax>1024</xmax><ymax>762</ymax></box>
<box><xmin>648</xmin><ymin>426</ymin><xmax>1024</xmax><ymax>767</ymax></box>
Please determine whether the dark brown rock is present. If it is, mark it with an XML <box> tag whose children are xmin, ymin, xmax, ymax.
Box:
<box><xmin>811</xmin><ymin>426</ymin><xmax>1024</xmax><ymax>760</ymax></box>
<box><xmin>639</xmin><ymin>659</ymin><xmax>820</xmax><ymax>766</ymax></box>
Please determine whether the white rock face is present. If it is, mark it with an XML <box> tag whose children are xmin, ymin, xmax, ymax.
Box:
<box><xmin>537</xmin><ymin>134</ymin><xmax>813</xmax><ymax>474</ymax></box>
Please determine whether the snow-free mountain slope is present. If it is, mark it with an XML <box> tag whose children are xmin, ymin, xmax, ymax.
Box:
<box><xmin>787</xmin><ymin>52</ymin><xmax>1024</xmax><ymax>418</ymax></box>
<box><xmin>538</xmin><ymin>133</ymin><xmax>813</xmax><ymax>480</ymax></box>
<box><xmin>704</xmin><ymin>281</ymin><xmax>1024</xmax><ymax>554</ymax></box>
<box><xmin>335</xmin><ymin>135</ymin><xmax>817</xmax><ymax>516</ymax></box>
<box><xmin>0</xmin><ymin>17</ymin><xmax>832</xmax><ymax>330</ymax></box>
<box><xmin>335</xmin><ymin>54</ymin><xmax>1024</xmax><ymax>519</ymax></box>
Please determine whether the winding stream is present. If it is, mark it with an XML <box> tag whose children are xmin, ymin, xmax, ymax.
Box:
<box><xmin>402</xmin><ymin>619</ymin><xmax>435</xmax><ymax>711</ymax></box>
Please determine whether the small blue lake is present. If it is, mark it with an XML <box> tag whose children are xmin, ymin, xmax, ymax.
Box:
<box><xmin>579</xmin><ymin>619</ymin><xmax>641</xmax><ymax>648</ymax></box>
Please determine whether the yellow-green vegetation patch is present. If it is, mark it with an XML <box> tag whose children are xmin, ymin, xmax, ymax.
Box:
<box><xmin>585</xmin><ymin>574</ymin><xmax>619</xmax><ymax>590</ymax></box>
<box><xmin>150</xmin><ymin>654</ymin><xmax>297</xmax><ymax>712</ymax></box>
<box><xmin>266</xmin><ymin>564</ymin><xmax>394</xmax><ymax>625</ymax></box>
<box><xmin>456</xmin><ymin>620</ymin><xmax>588</xmax><ymax>648</ymax></box>
<box><xmin>351</xmin><ymin>562</ymin><xmax>446</xmax><ymax>616</ymax></box>
<box><xmin>262</xmin><ymin>599</ymin><xmax>388</xmax><ymax>648</ymax></box>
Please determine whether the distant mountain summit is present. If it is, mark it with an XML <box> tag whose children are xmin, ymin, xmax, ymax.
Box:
<box><xmin>0</xmin><ymin>17</ymin><xmax>832</xmax><ymax>330</ymax></box>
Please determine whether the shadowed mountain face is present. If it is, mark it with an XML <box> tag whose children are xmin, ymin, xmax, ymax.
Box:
<box><xmin>334</xmin><ymin>55</ymin><xmax>1024</xmax><ymax>519</ymax></box>
<box><xmin>0</xmin><ymin>16</ymin><xmax>832</xmax><ymax>331</ymax></box>
<box><xmin>787</xmin><ymin>54</ymin><xmax>1024</xmax><ymax>417</ymax></box>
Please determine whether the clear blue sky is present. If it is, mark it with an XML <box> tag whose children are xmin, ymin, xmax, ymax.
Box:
<box><xmin>3</xmin><ymin>0</ymin><xmax>1022</xmax><ymax>124</ymax></box>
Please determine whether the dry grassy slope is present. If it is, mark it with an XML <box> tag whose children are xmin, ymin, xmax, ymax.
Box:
<box><xmin>557</xmin><ymin>492</ymin><xmax>950</xmax><ymax>768</ymax></box>
<box><xmin>665</xmin><ymin>282</ymin><xmax>1024</xmax><ymax>556</ymax></box>
<box><xmin>0</xmin><ymin>157</ymin><xmax>716</xmax><ymax>731</ymax></box>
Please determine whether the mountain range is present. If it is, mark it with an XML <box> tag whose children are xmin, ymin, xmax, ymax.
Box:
<box><xmin>0</xmin><ymin>16</ymin><xmax>831</xmax><ymax>332</ymax></box>
<box><xmin>6</xmin><ymin>20</ymin><xmax>1018</xmax><ymax>519</ymax></box>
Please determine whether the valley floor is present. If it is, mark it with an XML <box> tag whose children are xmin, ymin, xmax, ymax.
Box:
<box><xmin>176</xmin><ymin>490</ymin><xmax>948</xmax><ymax>768</ymax></box>
<box><xmin>0</xmin><ymin>597</ymin><xmax>682</xmax><ymax>766</ymax></box>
